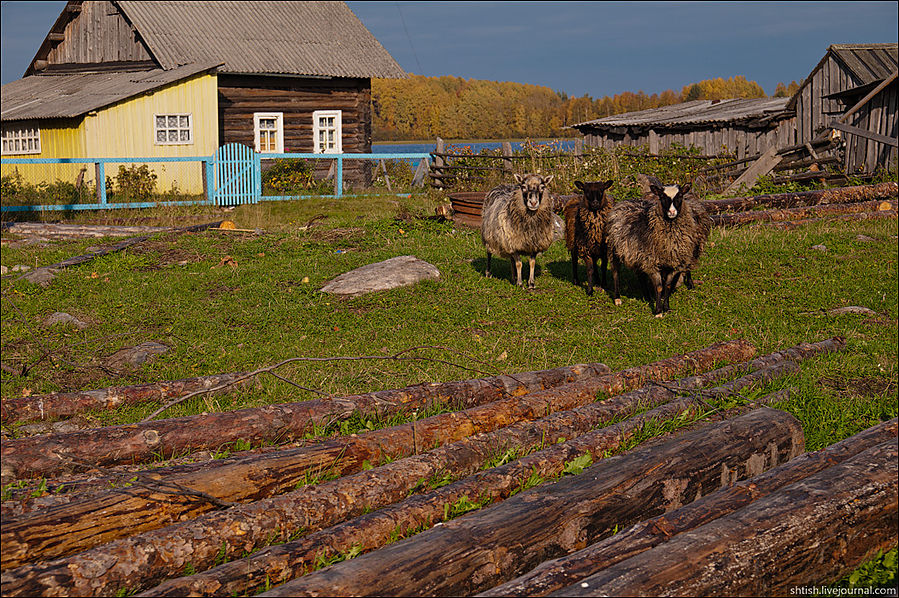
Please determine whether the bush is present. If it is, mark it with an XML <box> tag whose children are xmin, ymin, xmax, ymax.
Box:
<box><xmin>262</xmin><ymin>159</ymin><xmax>316</xmax><ymax>195</ymax></box>
<box><xmin>113</xmin><ymin>165</ymin><xmax>157</xmax><ymax>201</ymax></box>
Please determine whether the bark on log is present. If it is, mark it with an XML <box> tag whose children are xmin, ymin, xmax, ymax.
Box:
<box><xmin>0</xmin><ymin>361</ymin><xmax>613</xmax><ymax>481</ymax></box>
<box><xmin>139</xmin><ymin>385</ymin><xmax>799</xmax><ymax>598</ymax></box>
<box><xmin>702</xmin><ymin>181</ymin><xmax>897</xmax><ymax>214</ymax></box>
<box><xmin>258</xmin><ymin>408</ymin><xmax>806</xmax><ymax>597</ymax></box>
<box><xmin>761</xmin><ymin>208</ymin><xmax>897</xmax><ymax>230</ymax></box>
<box><xmin>483</xmin><ymin>417</ymin><xmax>899</xmax><ymax>597</ymax></box>
<box><xmin>0</xmin><ymin>340</ymin><xmax>754</xmax><ymax>569</ymax></box>
<box><xmin>0</xmin><ymin>340</ymin><xmax>756</xmax><ymax>570</ymax></box>
<box><xmin>712</xmin><ymin>199</ymin><xmax>897</xmax><ymax>227</ymax></box>
<box><xmin>548</xmin><ymin>439</ymin><xmax>898</xmax><ymax>597</ymax></box>
<box><xmin>1</xmin><ymin>371</ymin><xmax>254</xmax><ymax>425</ymax></box>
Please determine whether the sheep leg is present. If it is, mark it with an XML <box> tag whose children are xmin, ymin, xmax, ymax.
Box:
<box><xmin>662</xmin><ymin>270</ymin><xmax>681</xmax><ymax>313</ymax></box>
<box><xmin>585</xmin><ymin>255</ymin><xmax>596</xmax><ymax>296</ymax></box>
<box><xmin>527</xmin><ymin>254</ymin><xmax>537</xmax><ymax>289</ymax></box>
<box><xmin>611</xmin><ymin>256</ymin><xmax>622</xmax><ymax>306</ymax></box>
<box><xmin>485</xmin><ymin>252</ymin><xmax>493</xmax><ymax>278</ymax></box>
<box><xmin>599</xmin><ymin>243</ymin><xmax>608</xmax><ymax>288</ymax></box>
<box><xmin>649</xmin><ymin>270</ymin><xmax>666</xmax><ymax>316</ymax></box>
<box><xmin>571</xmin><ymin>252</ymin><xmax>580</xmax><ymax>285</ymax></box>
<box><xmin>684</xmin><ymin>270</ymin><xmax>695</xmax><ymax>290</ymax></box>
<box><xmin>513</xmin><ymin>253</ymin><xmax>524</xmax><ymax>287</ymax></box>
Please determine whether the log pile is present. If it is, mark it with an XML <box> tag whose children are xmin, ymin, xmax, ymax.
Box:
<box><xmin>2</xmin><ymin>336</ymin><xmax>893</xmax><ymax>598</ymax></box>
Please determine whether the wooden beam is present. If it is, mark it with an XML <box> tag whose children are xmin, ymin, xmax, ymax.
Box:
<box><xmin>836</xmin><ymin>69</ymin><xmax>899</xmax><ymax>126</ymax></box>
<box><xmin>830</xmin><ymin>121</ymin><xmax>899</xmax><ymax>148</ymax></box>
<box><xmin>723</xmin><ymin>146</ymin><xmax>782</xmax><ymax>195</ymax></box>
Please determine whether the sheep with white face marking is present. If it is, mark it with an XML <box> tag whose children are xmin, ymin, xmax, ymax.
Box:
<box><xmin>606</xmin><ymin>174</ymin><xmax>712</xmax><ymax>316</ymax></box>
<box><xmin>564</xmin><ymin>179</ymin><xmax>615</xmax><ymax>296</ymax></box>
<box><xmin>481</xmin><ymin>173</ymin><xmax>556</xmax><ymax>289</ymax></box>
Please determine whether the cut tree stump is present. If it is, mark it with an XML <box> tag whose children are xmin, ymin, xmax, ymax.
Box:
<box><xmin>258</xmin><ymin>408</ymin><xmax>806</xmax><ymax>597</ymax></box>
<box><xmin>0</xmin><ymin>340</ymin><xmax>756</xmax><ymax>569</ymax></box>
<box><xmin>703</xmin><ymin>181</ymin><xmax>897</xmax><ymax>214</ymax></box>
<box><xmin>482</xmin><ymin>417</ymin><xmax>899</xmax><ymax>597</ymax></box>
<box><xmin>0</xmin><ymin>361</ymin><xmax>615</xmax><ymax>480</ymax></box>
<box><xmin>548</xmin><ymin>438</ymin><xmax>898</xmax><ymax>597</ymax></box>
<box><xmin>711</xmin><ymin>199</ymin><xmax>897</xmax><ymax>227</ymax></box>
<box><xmin>139</xmin><ymin>383</ymin><xmax>801</xmax><ymax>598</ymax></box>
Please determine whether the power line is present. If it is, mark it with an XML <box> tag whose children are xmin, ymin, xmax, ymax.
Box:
<box><xmin>395</xmin><ymin>2</ymin><xmax>423</xmax><ymax>75</ymax></box>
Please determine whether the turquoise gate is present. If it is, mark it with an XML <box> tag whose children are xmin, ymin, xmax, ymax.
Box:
<box><xmin>212</xmin><ymin>143</ymin><xmax>259</xmax><ymax>206</ymax></box>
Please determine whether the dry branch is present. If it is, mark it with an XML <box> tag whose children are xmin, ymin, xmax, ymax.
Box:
<box><xmin>258</xmin><ymin>408</ymin><xmax>806</xmax><ymax>597</ymax></box>
<box><xmin>711</xmin><ymin>199</ymin><xmax>897</xmax><ymax>227</ymax></box>
<box><xmin>702</xmin><ymin>181</ymin><xmax>898</xmax><ymax>214</ymax></box>
<box><xmin>483</xmin><ymin>417</ymin><xmax>899</xmax><ymax>597</ymax></box>
<box><xmin>0</xmin><ymin>371</ymin><xmax>254</xmax><ymax>425</ymax></box>
<box><xmin>140</xmin><ymin>383</ymin><xmax>799</xmax><ymax>598</ymax></box>
<box><xmin>1</xmin><ymin>337</ymin><xmax>847</xmax><ymax>596</ymax></box>
<box><xmin>549</xmin><ymin>438</ymin><xmax>898</xmax><ymax>597</ymax></box>
<box><xmin>0</xmin><ymin>340</ymin><xmax>755</xmax><ymax>570</ymax></box>
<box><xmin>0</xmin><ymin>360</ymin><xmax>614</xmax><ymax>481</ymax></box>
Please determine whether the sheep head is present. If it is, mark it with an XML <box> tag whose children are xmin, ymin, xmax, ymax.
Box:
<box><xmin>574</xmin><ymin>180</ymin><xmax>614</xmax><ymax>212</ymax></box>
<box><xmin>649</xmin><ymin>181</ymin><xmax>692</xmax><ymax>221</ymax></box>
<box><xmin>514</xmin><ymin>173</ymin><xmax>554</xmax><ymax>212</ymax></box>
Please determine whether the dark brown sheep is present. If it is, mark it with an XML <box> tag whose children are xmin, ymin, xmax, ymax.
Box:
<box><xmin>564</xmin><ymin>179</ymin><xmax>615</xmax><ymax>296</ymax></box>
<box><xmin>481</xmin><ymin>173</ymin><xmax>556</xmax><ymax>289</ymax></box>
<box><xmin>606</xmin><ymin>175</ymin><xmax>712</xmax><ymax>316</ymax></box>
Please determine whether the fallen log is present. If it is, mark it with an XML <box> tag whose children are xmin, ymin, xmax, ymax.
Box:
<box><xmin>702</xmin><ymin>181</ymin><xmax>897</xmax><ymax>214</ymax></box>
<box><xmin>762</xmin><ymin>208</ymin><xmax>897</xmax><ymax>230</ymax></box>
<box><xmin>139</xmin><ymin>385</ymin><xmax>799</xmax><ymax>598</ymax></box>
<box><xmin>549</xmin><ymin>438</ymin><xmax>898</xmax><ymax>597</ymax></box>
<box><xmin>483</xmin><ymin>417</ymin><xmax>899</xmax><ymax>597</ymax></box>
<box><xmin>1</xmin><ymin>337</ymin><xmax>844</xmax><ymax>594</ymax></box>
<box><xmin>0</xmin><ymin>361</ymin><xmax>614</xmax><ymax>481</ymax></box>
<box><xmin>1</xmin><ymin>371</ymin><xmax>254</xmax><ymax>425</ymax></box>
<box><xmin>0</xmin><ymin>340</ymin><xmax>755</xmax><ymax>569</ymax></box>
<box><xmin>258</xmin><ymin>408</ymin><xmax>806</xmax><ymax>597</ymax></box>
<box><xmin>711</xmin><ymin>198</ymin><xmax>897</xmax><ymax>227</ymax></box>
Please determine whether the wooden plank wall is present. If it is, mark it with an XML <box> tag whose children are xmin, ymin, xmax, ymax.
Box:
<box><xmin>48</xmin><ymin>1</ymin><xmax>152</xmax><ymax>65</ymax></box>
<box><xmin>218</xmin><ymin>75</ymin><xmax>373</xmax><ymax>186</ymax></box>
<box><xmin>583</xmin><ymin>116</ymin><xmax>796</xmax><ymax>161</ymax></box>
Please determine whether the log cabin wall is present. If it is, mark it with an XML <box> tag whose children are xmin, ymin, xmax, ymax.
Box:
<box><xmin>218</xmin><ymin>74</ymin><xmax>373</xmax><ymax>186</ymax></box>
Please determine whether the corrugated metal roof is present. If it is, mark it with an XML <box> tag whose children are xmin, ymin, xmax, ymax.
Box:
<box><xmin>1</xmin><ymin>61</ymin><xmax>220</xmax><ymax>121</ymax></box>
<box><xmin>570</xmin><ymin>98</ymin><xmax>792</xmax><ymax>131</ymax></box>
<box><xmin>116</xmin><ymin>1</ymin><xmax>407</xmax><ymax>79</ymax></box>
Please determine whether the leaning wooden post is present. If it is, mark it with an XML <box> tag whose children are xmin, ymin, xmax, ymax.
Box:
<box><xmin>94</xmin><ymin>162</ymin><xmax>106</xmax><ymax>205</ymax></box>
<box><xmin>502</xmin><ymin>141</ymin><xmax>513</xmax><ymax>174</ymax></box>
<box><xmin>433</xmin><ymin>137</ymin><xmax>445</xmax><ymax>189</ymax></box>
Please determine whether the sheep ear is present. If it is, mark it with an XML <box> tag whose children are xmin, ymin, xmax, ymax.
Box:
<box><xmin>603</xmin><ymin>180</ymin><xmax>615</xmax><ymax>190</ymax></box>
<box><xmin>574</xmin><ymin>181</ymin><xmax>584</xmax><ymax>191</ymax></box>
<box><xmin>649</xmin><ymin>183</ymin><xmax>665</xmax><ymax>197</ymax></box>
<box><xmin>513</xmin><ymin>174</ymin><xmax>523</xmax><ymax>185</ymax></box>
<box><xmin>543</xmin><ymin>175</ymin><xmax>554</xmax><ymax>186</ymax></box>
<box><xmin>680</xmin><ymin>183</ymin><xmax>692</xmax><ymax>195</ymax></box>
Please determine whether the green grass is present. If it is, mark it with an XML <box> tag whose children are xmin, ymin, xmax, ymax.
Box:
<box><xmin>1</xmin><ymin>188</ymin><xmax>897</xmax><ymax>586</ymax></box>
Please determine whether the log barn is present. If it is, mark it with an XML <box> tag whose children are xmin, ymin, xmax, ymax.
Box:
<box><xmin>1</xmin><ymin>0</ymin><xmax>406</xmax><ymax>192</ymax></box>
<box><xmin>569</xmin><ymin>98</ymin><xmax>796</xmax><ymax>160</ymax></box>
<box><xmin>787</xmin><ymin>43</ymin><xmax>897</xmax><ymax>175</ymax></box>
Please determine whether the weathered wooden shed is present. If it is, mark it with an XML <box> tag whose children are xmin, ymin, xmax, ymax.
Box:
<box><xmin>570</xmin><ymin>98</ymin><xmax>796</xmax><ymax>160</ymax></box>
<box><xmin>2</xmin><ymin>0</ymin><xmax>406</xmax><ymax>188</ymax></box>
<box><xmin>787</xmin><ymin>43</ymin><xmax>897</xmax><ymax>175</ymax></box>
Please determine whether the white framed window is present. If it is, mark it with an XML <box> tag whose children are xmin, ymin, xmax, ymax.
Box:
<box><xmin>254</xmin><ymin>112</ymin><xmax>284</xmax><ymax>153</ymax></box>
<box><xmin>313</xmin><ymin>110</ymin><xmax>342</xmax><ymax>153</ymax></box>
<box><xmin>154</xmin><ymin>114</ymin><xmax>193</xmax><ymax>145</ymax></box>
<box><xmin>1</xmin><ymin>124</ymin><xmax>41</xmax><ymax>155</ymax></box>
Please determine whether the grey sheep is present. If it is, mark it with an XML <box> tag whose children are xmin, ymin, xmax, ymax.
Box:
<box><xmin>481</xmin><ymin>173</ymin><xmax>556</xmax><ymax>289</ymax></box>
<box><xmin>563</xmin><ymin>179</ymin><xmax>615</xmax><ymax>296</ymax></box>
<box><xmin>606</xmin><ymin>174</ymin><xmax>712</xmax><ymax>316</ymax></box>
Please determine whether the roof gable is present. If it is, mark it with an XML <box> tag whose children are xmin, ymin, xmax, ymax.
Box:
<box><xmin>117</xmin><ymin>1</ymin><xmax>406</xmax><ymax>78</ymax></box>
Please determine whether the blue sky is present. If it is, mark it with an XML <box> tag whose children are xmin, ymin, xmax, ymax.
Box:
<box><xmin>2</xmin><ymin>1</ymin><xmax>897</xmax><ymax>96</ymax></box>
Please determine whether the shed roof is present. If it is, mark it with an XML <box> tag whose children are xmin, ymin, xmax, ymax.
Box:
<box><xmin>1</xmin><ymin>61</ymin><xmax>220</xmax><ymax>121</ymax></box>
<box><xmin>786</xmin><ymin>43</ymin><xmax>898</xmax><ymax>109</ymax></box>
<box><xmin>570</xmin><ymin>98</ymin><xmax>792</xmax><ymax>132</ymax></box>
<box><xmin>26</xmin><ymin>1</ymin><xmax>403</xmax><ymax>79</ymax></box>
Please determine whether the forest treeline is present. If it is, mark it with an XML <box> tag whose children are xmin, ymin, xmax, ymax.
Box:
<box><xmin>371</xmin><ymin>74</ymin><xmax>801</xmax><ymax>141</ymax></box>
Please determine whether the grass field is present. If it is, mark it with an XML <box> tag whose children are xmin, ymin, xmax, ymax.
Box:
<box><xmin>1</xmin><ymin>186</ymin><xmax>897</xmax><ymax>590</ymax></box>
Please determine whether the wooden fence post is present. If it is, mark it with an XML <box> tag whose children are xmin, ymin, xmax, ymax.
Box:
<box><xmin>432</xmin><ymin>137</ymin><xmax>445</xmax><ymax>189</ymax></box>
<box><xmin>502</xmin><ymin>142</ymin><xmax>513</xmax><ymax>174</ymax></box>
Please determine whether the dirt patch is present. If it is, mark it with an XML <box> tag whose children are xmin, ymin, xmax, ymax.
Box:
<box><xmin>127</xmin><ymin>239</ymin><xmax>204</xmax><ymax>268</ymax></box>
<box><xmin>819</xmin><ymin>375</ymin><xmax>896</xmax><ymax>398</ymax></box>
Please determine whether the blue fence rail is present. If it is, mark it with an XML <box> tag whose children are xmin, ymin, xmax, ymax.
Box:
<box><xmin>1</xmin><ymin>148</ymin><xmax>433</xmax><ymax>213</ymax></box>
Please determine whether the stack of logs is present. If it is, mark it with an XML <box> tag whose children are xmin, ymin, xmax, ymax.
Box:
<box><xmin>1</xmin><ymin>337</ymin><xmax>895</xmax><ymax>597</ymax></box>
